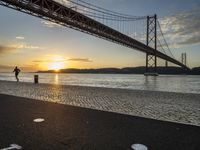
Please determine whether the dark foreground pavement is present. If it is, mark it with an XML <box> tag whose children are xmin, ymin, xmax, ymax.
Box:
<box><xmin>0</xmin><ymin>94</ymin><xmax>199</xmax><ymax>150</ymax></box>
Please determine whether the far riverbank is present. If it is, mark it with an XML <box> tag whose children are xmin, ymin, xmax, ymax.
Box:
<box><xmin>38</xmin><ymin>66</ymin><xmax>200</xmax><ymax>75</ymax></box>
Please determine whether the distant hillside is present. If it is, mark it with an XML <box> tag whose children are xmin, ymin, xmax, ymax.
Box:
<box><xmin>37</xmin><ymin>66</ymin><xmax>200</xmax><ymax>75</ymax></box>
<box><xmin>191</xmin><ymin>67</ymin><xmax>200</xmax><ymax>75</ymax></box>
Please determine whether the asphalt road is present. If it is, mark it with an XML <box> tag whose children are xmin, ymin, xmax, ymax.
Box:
<box><xmin>0</xmin><ymin>94</ymin><xmax>199</xmax><ymax>150</ymax></box>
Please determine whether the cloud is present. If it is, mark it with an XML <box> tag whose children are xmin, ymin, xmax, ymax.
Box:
<box><xmin>33</xmin><ymin>58</ymin><xmax>67</xmax><ymax>63</ymax></box>
<box><xmin>32</xmin><ymin>60</ymin><xmax>46</xmax><ymax>63</ymax></box>
<box><xmin>0</xmin><ymin>64</ymin><xmax>37</xmax><ymax>72</ymax></box>
<box><xmin>0</xmin><ymin>65</ymin><xmax>13</xmax><ymax>70</ymax></box>
<box><xmin>8</xmin><ymin>44</ymin><xmax>40</xmax><ymax>50</ymax></box>
<box><xmin>17</xmin><ymin>44</ymin><xmax>40</xmax><ymax>49</ymax></box>
<box><xmin>160</xmin><ymin>5</ymin><xmax>200</xmax><ymax>47</ymax></box>
<box><xmin>32</xmin><ymin>60</ymin><xmax>55</xmax><ymax>63</ymax></box>
<box><xmin>0</xmin><ymin>43</ymin><xmax>40</xmax><ymax>55</ymax></box>
<box><xmin>33</xmin><ymin>58</ymin><xmax>92</xmax><ymax>63</ymax></box>
<box><xmin>16</xmin><ymin>36</ymin><xmax>25</xmax><ymax>40</ymax></box>
<box><xmin>41</xmin><ymin>20</ymin><xmax>63</xmax><ymax>28</ymax></box>
<box><xmin>0</xmin><ymin>45</ymin><xmax>18</xmax><ymax>54</ymax></box>
<box><xmin>68</xmin><ymin>58</ymin><xmax>93</xmax><ymax>62</ymax></box>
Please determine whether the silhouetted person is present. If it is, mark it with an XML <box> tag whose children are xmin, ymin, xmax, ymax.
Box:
<box><xmin>13</xmin><ymin>66</ymin><xmax>21</xmax><ymax>82</ymax></box>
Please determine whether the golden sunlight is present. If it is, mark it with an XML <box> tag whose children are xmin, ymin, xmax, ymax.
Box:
<box><xmin>48</xmin><ymin>62</ymin><xmax>65</xmax><ymax>71</ymax></box>
<box><xmin>46</xmin><ymin>55</ymin><xmax>67</xmax><ymax>71</ymax></box>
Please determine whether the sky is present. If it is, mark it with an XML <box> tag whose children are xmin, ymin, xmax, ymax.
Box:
<box><xmin>0</xmin><ymin>0</ymin><xmax>200</xmax><ymax>72</ymax></box>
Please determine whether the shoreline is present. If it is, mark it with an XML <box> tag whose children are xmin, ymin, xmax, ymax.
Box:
<box><xmin>0</xmin><ymin>80</ymin><xmax>200</xmax><ymax>126</ymax></box>
<box><xmin>0</xmin><ymin>78</ymin><xmax>200</xmax><ymax>95</ymax></box>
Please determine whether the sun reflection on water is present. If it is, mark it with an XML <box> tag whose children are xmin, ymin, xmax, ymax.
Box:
<box><xmin>55</xmin><ymin>74</ymin><xmax>59</xmax><ymax>84</ymax></box>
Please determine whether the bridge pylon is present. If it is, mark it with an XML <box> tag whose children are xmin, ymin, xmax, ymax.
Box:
<box><xmin>181</xmin><ymin>53</ymin><xmax>187</xmax><ymax>66</ymax></box>
<box><xmin>145</xmin><ymin>14</ymin><xmax>158</xmax><ymax>76</ymax></box>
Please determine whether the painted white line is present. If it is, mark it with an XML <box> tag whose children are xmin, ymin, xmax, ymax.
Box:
<box><xmin>131</xmin><ymin>143</ymin><xmax>148</xmax><ymax>150</ymax></box>
<box><xmin>33</xmin><ymin>118</ymin><xmax>45</xmax><ymax>123</ymax></box>
<box><xmin>0</xmin><ymin>144</ymin><xmax>22</xmax><ymax>150</ymax></box>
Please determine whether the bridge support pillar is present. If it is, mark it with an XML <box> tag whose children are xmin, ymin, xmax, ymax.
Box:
<box><xmin>165</xmin><ymin>61</ymin><xmax>168</xmax><ymax>67</ymax></box>
<box><xmin>145</xmin><ymin>15</ymin><xmax>158</xmax><ymax>76</ymax></box>
<box><xmin>145</xmin><ymin>54</ymin><xmax>158</xmax><ymax>76</ymax></box>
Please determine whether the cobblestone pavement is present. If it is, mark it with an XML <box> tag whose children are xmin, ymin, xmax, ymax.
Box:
<box><xmin>0</xmin><ymin>80</ymin><xmax>200</xmax><ymax>126</ymax></box>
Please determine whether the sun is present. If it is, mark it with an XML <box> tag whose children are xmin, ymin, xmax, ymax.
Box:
<box><xmin>40</xmin><ymin>55</ymin><xmax>67</xmax><ymax>71</ymax></box>
<box><xmin>49</xmin><ymin>62</ymin><xmax>65</xmax><ymax>71</ymax></box>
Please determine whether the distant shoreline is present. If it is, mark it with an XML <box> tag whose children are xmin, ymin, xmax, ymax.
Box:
<box><xmin>37</xmin><ymin>66</ymin><xmax>200</xmax><ymax>75</ymax></box>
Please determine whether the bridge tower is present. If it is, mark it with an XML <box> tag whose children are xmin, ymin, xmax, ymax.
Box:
<box><xmin>181</xmin><ymin>53</ymin><xmax>187</xmax><ymax>66</ymax></box>
<box><xmin>145</xmin><ymin>15</ymin><xmax>158</xmax><ymax>76</ymax></box>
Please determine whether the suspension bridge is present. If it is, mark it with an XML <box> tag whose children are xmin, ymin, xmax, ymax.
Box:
<box><xmin>0</xmin><ymin>0</ymin><xmax>190</xmax><ymax>74</ymax></box>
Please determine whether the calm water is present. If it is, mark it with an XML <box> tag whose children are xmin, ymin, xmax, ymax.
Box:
<box><xmin>0</xmin><ymin>73</ymin><xmax>200</xmax><ymax>94</ymax></box>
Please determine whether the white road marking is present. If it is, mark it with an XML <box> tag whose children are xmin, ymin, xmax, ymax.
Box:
<box><xmin>33</xmin><ymin>118</ymin><xmax>45</xmax><ymax>123</ymax></box>
<box><xmin>0</xmin><ymin>144</ymin><xmax>22</xmax><ymax>150</ymax></box>
<box><xmin>131</xmin><ymin>143</ymin><xmax>148</xmax><ymax>150</ymax></box>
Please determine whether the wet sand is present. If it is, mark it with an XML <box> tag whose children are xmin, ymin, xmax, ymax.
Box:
<box><xmin>0</xmin><ymin>80</ymin><xmax>200</xmax><ymax>126</ymax></box>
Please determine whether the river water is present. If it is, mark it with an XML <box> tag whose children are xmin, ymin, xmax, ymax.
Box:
<box><xmin>0</xmin><ymin>73</ymin><xmax>200</xmax><ymax>94</ymax></box>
